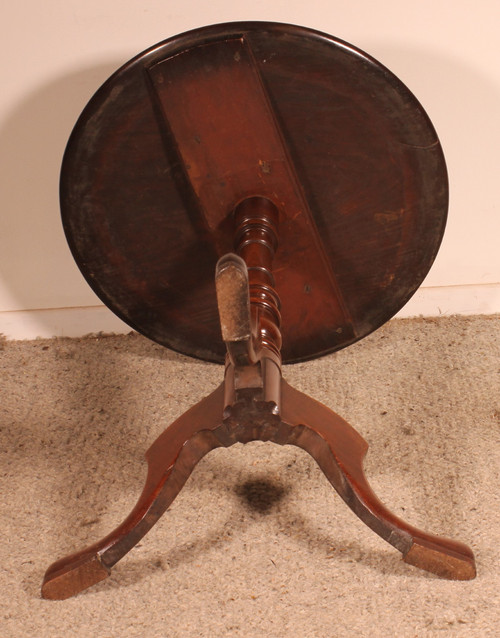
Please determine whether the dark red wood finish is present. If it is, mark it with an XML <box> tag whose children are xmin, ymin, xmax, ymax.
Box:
<box><xmin>42</xmin><ymin>23</ymin><xmax>475</xmax><ymax>599</ymax></box>
<box><xmin>60</xmin><ymin>22</ymin><xmax>447</xmax><ymax>363</ymax></box>
<box><xmin>42</xmin><ymin>195</ymin><xmax>474</xmax><ymax>600</ymax></box>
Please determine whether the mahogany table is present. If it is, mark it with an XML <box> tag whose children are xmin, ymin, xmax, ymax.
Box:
<box><xmin>41</xmin><ymin>22</ymin><xmax>475</xmax><ymax>599</ymax></box>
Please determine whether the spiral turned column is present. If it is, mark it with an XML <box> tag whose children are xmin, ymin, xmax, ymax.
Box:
<box><xmin>233</xmin><ymin>196</ymin><xmax>282</xmax><ymax>360</ymax></box>
<box><xmin>215</xmin><ymin>196</ymin><xmax>283</xmax><ymax>411</ymax></box>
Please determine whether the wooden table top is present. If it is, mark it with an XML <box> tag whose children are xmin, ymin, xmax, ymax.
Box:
<box><xmin>61</xmin><ymin>22</ymin><xmax>447</xmax><ymax>363</ymax></box>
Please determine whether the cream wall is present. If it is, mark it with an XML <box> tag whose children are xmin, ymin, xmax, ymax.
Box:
<box><xmin>1</xmin><ymin>1</ymin><xmax>499</xmax><ymax>339</ymax></box>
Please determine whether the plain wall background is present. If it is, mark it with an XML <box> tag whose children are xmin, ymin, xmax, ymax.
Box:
<box><xmin>1</xmin><ymin>1</ymin><xmax>499</xmax><ymax>338</ymax></box>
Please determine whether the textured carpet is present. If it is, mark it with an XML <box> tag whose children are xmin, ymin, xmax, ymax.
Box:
<box><xmin>0</xmin><ymin>315</ymin><xmax>499</xmax><ymax>637</ymax></box>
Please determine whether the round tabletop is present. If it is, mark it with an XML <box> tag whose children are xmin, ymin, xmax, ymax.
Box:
<box><xmin>61</xmin><ymin>22</ymin><xmax>447</xmax><ymax>363</ymax></box>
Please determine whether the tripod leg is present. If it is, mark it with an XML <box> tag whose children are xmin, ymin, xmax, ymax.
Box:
<box><xmin>280</xmin><ymin>380</ymin><xmax>475</xmax><ymax>580</ymax></box>
<box><xmin>41</xmin><ymin>384</ymin><xmax>225</xmax><ymax>599</ymax></box>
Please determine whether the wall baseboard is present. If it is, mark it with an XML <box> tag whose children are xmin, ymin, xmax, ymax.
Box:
<box><xmin>0</xmin><ymin>284</ymin><xmax>498</xmax><ymax>341</ymax></box>
<box><xmin>394</xmin><ymin>283</ymin><xmax>500</xmax><ymax>318</ymax></box>
<box><xmin>0</xmin><ymin>305</ymin><xmax>131</xmax><ymax>341</ymax></box>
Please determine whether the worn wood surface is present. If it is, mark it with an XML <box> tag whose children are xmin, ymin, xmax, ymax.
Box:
<box><xmin>43</xmin><ymin>189</ymin><xmax>472</xmax><ymax>599</ymax></box>
<box><xmin>42</xmin><ymin>23</ymin><xmax>473</xmax><ymax>600</ymax></box>
<box><xmin>61</xmin><ymin>22</ymin><xmax>447</xmax><ymax>363</ymax></box>
<box><xmin>41</xmin><ymin>379</ymin><xmax>475</xmax><ymax>600</ymax></box>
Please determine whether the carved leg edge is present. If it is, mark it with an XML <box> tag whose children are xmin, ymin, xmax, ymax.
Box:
<box><xmin>41</xmin><ymin>430</ymin><xmax>223</xmax><ymax>600</ymax></box>
<box><xmin>42</xmin><ymin>387</ymin><xmax>226</xmax><ymax>600</ymax></box>
<box><xmin>341</xmin><ymin>469</ymin><xmax>476</xmax><ymax>580</ymax></box>
<box><xmin>280</xmin><ymin>381</ymin><xmax>476</xmax><ymax>580</ymax></box>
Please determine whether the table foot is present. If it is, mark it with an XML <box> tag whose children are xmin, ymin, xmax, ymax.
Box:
<box><xmin>41</xmin><ymin>385</ymin><xmax>225</xmax><ymax>599</ymax></box>
<box><xmin>280</xmin><ymin>380</ymin><xmax>476</xmax><ymax>580</ymax></box>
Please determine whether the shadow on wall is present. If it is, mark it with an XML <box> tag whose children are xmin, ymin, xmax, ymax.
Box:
<box><xmin>0</xmin><ymin>62</ymin><xmax>123</xmax><ymax>319</ymax></box>
<box><xmin>0</xmin><ymin>44</ymin><xmax>498</xmax><ymax>337</ymax></box>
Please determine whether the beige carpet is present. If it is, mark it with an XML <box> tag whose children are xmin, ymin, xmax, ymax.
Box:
<box><xmin>1</xmin><ymin>315</ymin><xmax>499</xmax><ymax>637</ymax></box>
